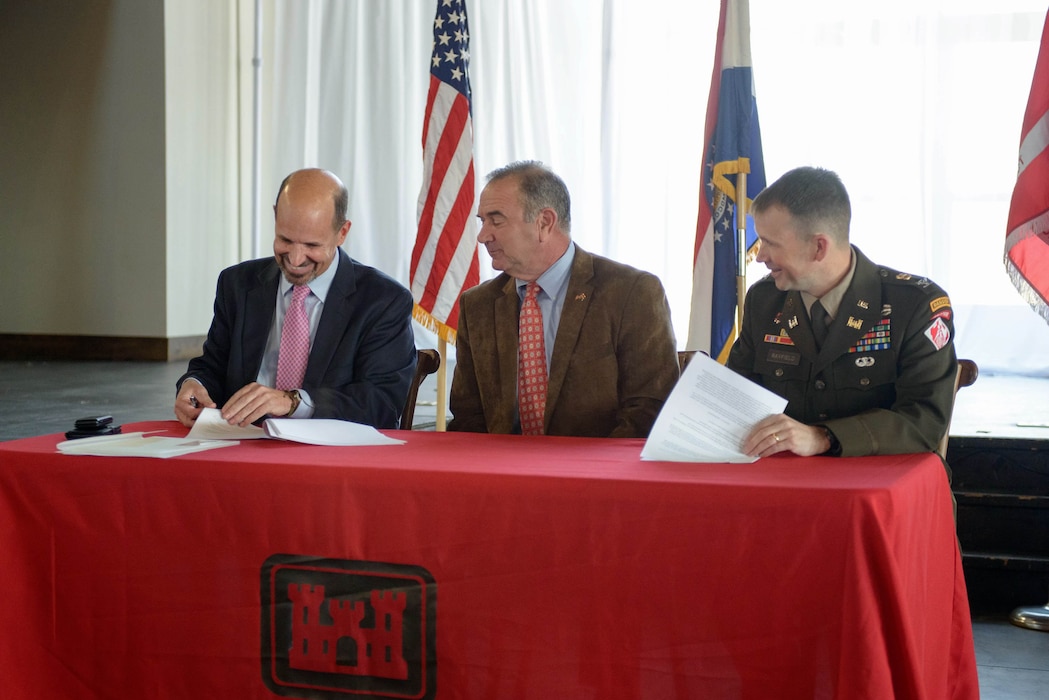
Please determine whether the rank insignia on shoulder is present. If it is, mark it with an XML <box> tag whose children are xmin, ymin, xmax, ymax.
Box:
<box><xmin>925</xmin><ymin>317</ymin><xmax>951</xmax><ymax>350</ymax></box>
<box><xmin>896</xmin><ymin>273</ymin><xmax>912</xmax><ymax>280</ymax></box>
<box><xmin>929</xmin><ymin>296</ymin><xmax>951</xmax><ymax>313</ymax></box>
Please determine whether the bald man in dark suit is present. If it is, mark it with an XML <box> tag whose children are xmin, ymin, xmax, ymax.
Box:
<box><xmin>175</xmin><ymin>168</ymin><xmax>416</xmax><ymax>429</ymax></box>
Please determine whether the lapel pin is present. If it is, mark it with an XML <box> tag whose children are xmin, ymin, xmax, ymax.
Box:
<box><xmin>575</xmin><ymin>293</ymin><xmax>587</xmax><ymax>301</ymax></box>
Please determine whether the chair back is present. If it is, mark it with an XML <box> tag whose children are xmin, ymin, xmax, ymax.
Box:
<box><xmin>937</xmin><ymin>359</ymin><xmax>979</xmax><ymax>459</ymax></box>
<box><xmin>401</xmin><ymin>348</ymin><xmax>441</xmax><ymax>429</ymax></box>
<box><xmin>677</xmin><ymin>350</ymin><xmax>696</xmax><ymax>373</ymax></box>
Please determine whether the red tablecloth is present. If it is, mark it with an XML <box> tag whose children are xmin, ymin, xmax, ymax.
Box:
<box><xmin>0</xmin><ymin>422</ymin><xmax>978</xmax><ymax>699</ymax></box>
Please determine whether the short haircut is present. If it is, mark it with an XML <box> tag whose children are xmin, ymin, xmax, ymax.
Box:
<box><xmin>332</xmin><ymin>184</ymin><xmax>349</xmax><ymax>230</ymax></box>
<box><xmin>486</xmin><ymin>160</ymin><xmax>572</xmax><ymax>234</ymax></box>
<box><xmin>274</xmin><ymin>170</ymin><xmax>349</xmax><ymax>232</ymax></box>
<box><xmin>752</xmin><ymin>166</ymin><xmax>851</xmax><ymax>242</ymax></box>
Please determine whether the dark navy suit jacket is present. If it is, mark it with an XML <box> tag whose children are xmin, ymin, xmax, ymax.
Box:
<box><xmin>178</xmin><ymin>249</ymin><xmax>416</xmax><ymax>428</ymax></box>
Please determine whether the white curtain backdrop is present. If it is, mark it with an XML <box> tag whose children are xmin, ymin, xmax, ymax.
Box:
<box><xmin>252</xmin><ymin>0</ymin><xmax>1049</xmax><ymax>375</ymax></box>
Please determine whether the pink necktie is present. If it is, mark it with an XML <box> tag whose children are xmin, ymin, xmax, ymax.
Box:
<box><xmin>275</xmin><ymin>285</ymin><xmax>311</xmax><ymax>390</ymax></box>
<box><xmin>518</xmin><ymin>282</ymin><xmax>548</xmax><ymax>435</ymax></box>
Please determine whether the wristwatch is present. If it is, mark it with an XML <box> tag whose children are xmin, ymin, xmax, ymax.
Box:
<box><xmin>820</xmin><ymin>425</ymin><xmax>842</xmax><ymax>456</ymax></box>
<box><xmin>283</xmin><ymin>390</ymin><xmax>301</xmax><ymax>417</ymax></box>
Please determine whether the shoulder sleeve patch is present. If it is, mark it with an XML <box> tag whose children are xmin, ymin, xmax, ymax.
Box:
<box><xmin>929</xmin><ymin>296</ymin><xmax>951</xmax><ymax>313</ymax></box>
<box><xmin>924</xmin><ymin>317</ymin><xmax>951</xmax><ymax>350</ymax></box>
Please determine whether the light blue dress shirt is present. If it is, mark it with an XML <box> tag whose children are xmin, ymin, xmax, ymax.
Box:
<box><xmin>256</xmin><ymin>251</ymin><xmax>341</xmax><ymax>417</ymax></box>
<box><xmin>515</xmin><ymin>242</ymin><xmax>575</xmax><ymax>370</ymax></box>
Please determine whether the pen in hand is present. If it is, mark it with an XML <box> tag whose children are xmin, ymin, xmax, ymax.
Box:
<box><xmin>189</xmin><ymin>396</ymin><xmax>199</xmax><ymax>409</ymax></box>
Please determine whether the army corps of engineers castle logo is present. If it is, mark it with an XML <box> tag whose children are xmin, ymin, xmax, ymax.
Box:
<box><xmin>261</xmin><ymin>554</ymin><xmax>437</xmax><ymax>699</ymax></box>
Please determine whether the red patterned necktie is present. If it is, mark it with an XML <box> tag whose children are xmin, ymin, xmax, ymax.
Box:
<box><xmin>518</xmin><ymin>282</ymin><xmax>548</xmax><ymax>435</ymax></box>
<box><xmin>275</xmin><ymin>284</ymin><xmax>311</xmax><ymax>390</ymax></box>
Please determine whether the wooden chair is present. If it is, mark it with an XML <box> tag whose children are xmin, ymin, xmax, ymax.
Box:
<box><xmin>937</xmin><ymin>359</ymin><xmax>979</xmax><ymax>459</ymax></box>
<box><xmin>677</xmin><ymin>350</ymin><xmax>697</xmax><ymax>373</ymax></box>
<box><xmin>401</xmin><ymin>348</ymin><xmax>441</xmax><ymax>429</ymax></box>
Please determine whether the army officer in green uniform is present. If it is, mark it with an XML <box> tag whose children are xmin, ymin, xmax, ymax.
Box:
<box><xmin>727</xmin><ymin>166</ymin><xmax>957</xmax><ymax>458</ymax></box>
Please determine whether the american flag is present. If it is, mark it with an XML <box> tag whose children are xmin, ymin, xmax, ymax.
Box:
<box><xmin>686</xmin><ymin>0</ymin><xmax>765</xmax><ymax>361</ymax></box>
<box><xmin>1005</xmin><ymin>9</ymin><xmax>1049</xmax><ymax>326</ymax></box>
<box><xmin>411</xmin><ymin>0</ymin><xmax>480</xmax><ymax>343</ymax></box>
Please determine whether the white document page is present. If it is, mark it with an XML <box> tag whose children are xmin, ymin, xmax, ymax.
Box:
<box><xmin>641</xmin><ymin>352</ymin><xmax>788</xmax><ymax>463</ymax></box>
<box><xmin>261</xmin><ymin>418</ymin><xmax>405</xmax><ymax>447</ymax></box>
<box><xmin>57</xmin><ymin>432</ymin><xmax>239</xmax><ymax>459</ymax></box>
<box><xmin>187</xmin><ymin>408</ymin><xmax>267</xmax><ymax>440</ymax></box>
<box><xmin>187</xmin><ymin>407</ymin><xmax>404</xmax><ymax>447</ymax></box>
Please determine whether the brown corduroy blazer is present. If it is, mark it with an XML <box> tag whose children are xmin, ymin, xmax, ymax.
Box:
<box><xmin>449</xmin><ymin>247</ymin><xmax>679</xmax><ymax>438</ymax></box>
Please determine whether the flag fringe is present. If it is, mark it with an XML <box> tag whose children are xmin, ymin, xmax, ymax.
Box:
<box><xmin>413</xmin><ymin>304</ymin><xmax>458</xmax><ymax>345</ymax></box>
<box><xmin>1005</xmin><ymin>256</ymin><xmax>1049</xmax><ymax>325</ymax></box>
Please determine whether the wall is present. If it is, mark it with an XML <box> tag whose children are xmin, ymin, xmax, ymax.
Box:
<box><xmin>163</xmin><ymin>0</ymin><xmax>240</xmax><ymax>339</ymax></box>
<box><xmin>0</xmin><ymin>0</ymin><xmax>240</xmax><ymax>357</ymax></box>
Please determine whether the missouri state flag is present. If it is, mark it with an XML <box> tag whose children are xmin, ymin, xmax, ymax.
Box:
<box><xmin>687</xmin><ymin>0</ymin><xmax>766</xmax><ymax>361</ymax></box>
<box><xmin>1005</xmin><ymin>9</ymin><xmax>1049</xmax><ymax>325</ymax></box>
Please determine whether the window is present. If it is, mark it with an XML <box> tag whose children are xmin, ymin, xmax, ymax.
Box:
<box><xmin>256</xmin><ymin>0</ymin><xmax>1049</xmax><ymax>374</ymax></box>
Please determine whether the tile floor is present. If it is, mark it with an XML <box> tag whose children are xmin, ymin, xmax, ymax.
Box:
<box><xmin>1</xmin><ymin>359</ymin><xmax>1048</xmax><ymax>697</ymax></box>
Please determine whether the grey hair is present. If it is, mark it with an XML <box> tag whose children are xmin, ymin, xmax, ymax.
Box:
<box><xmin>485</xmin><ymin>160</ymin><xmax>572</xmax><ymax>234</ymax></box>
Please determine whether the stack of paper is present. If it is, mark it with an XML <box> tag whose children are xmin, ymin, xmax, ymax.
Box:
<box><xmin>641</xmin><ymin>352</ymin><xmax>787</xmax><ymax>463</ymax></box>
<box><xmin>57</xmin><ymin>432</ymin><xmax>238</xmax><ymax>459</ymax></box>
<box><xmin>186</xmin><ymin>408</ymin><xmax>405</xmax><ymax>447</ymax></box>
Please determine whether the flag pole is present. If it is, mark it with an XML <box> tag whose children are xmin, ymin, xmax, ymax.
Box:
<box><xmin>435</xmin><ymin>337</ymin><xmax>448</xmax><ymax>431</ymax></box>
<box><xmin>412</xmin><ymin>0</ymin><xmax>478</xmax><ymax>431</ymax></box>
<box><xmin>735</xmin><ymin>168</ymin><xmax>748</xmax><ymax>333</ymax></box>
<box><xmin>1011</xmin><ymin>590</ymin><xmax>1049</xmax><ymax>631</ymax></box>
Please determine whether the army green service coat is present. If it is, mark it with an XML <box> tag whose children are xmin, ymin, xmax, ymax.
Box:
<box><xmin>727</xmin><ymin>247</ymin><xmax>958</xmax><ymax>457</ymax></box>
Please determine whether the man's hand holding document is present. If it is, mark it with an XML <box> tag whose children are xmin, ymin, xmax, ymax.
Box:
<box><xmin>641</xmin><ymin>353</ymin><xmax>787</xmax><ymax>463</ymax></box>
